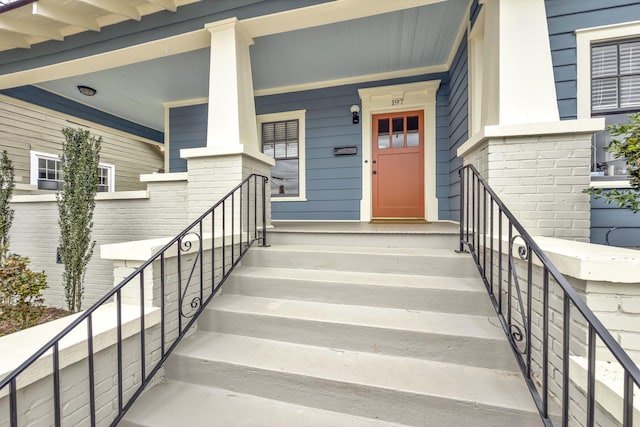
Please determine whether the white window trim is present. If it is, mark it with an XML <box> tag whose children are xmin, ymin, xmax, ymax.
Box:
<box><xmin>576</xmin><ymin>20</ymin><xmax>640</xmax><ymax>119</ymax></box>
<box><xmin>30</xmin><ymin>150</ymin><xmax>116</xmax><ymax>192</ymax></box>
<box><xmin>576</xmin><ymin>21</ymin><xmax>640</xmax><ymax>188</ymax></box>
<box><xmin>99</xmin><ymin>162</ymin><xmax>116</xmax><ymax>192</ymax></box>
<box><xmin>256</xmin><ymin>109</ymin><xmax>306</xmax><ymax>202</ymax></box>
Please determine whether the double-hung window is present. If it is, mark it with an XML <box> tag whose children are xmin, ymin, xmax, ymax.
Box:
<box><xmin>591</xmin><ymin>39</ymin><xmax>640</xmax><ymax>113</ymax></box>
<box><xmin>257</xmin><ymin>110</ymin><xmax>306</xmax><ymax>200</ymax></box>
<box><xmin>30</xmin><ymin>151</ymin><xmax>115</xmax><ymax>192</ymax></box>
<box><xmin>589</xmin><ymin>38</ymin><xmax>640</xmax><ymax>180</ymax></box>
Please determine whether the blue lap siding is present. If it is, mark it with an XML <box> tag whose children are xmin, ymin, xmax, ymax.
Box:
<box><xmin>446</xmin><ymin>35</ymin><xmax>468</xmax><ymax>222</ymax></box>
<box><xmin>591</xmin><ymin>196</ymin><xmax>640</xmax><ymax>246</ymax></box>
<box><xmin>545</xmin><ymin>0</ymin><xmax>640</xmax><ymax>120</ymax></box>
<box><xmin>545</xmin><ymin>0</ymin><xmax>640</xmax><ymax>245</ymax></box>
<box><xmin>168</xmin><ymin>104</ymin><xmax>208</xmax><ymax>172</ymax></box>
<box><xmin>255</xmin><ymin>73</ymin><xmax>451</xmax><ymax>221</ymax></box>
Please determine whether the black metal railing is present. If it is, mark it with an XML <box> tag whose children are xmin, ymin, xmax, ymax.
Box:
<box><xmin>0</xmin><ymin>173</ymin><xmax>269</xmax><ymax>427</ymax></box>
<box><xmin>459</xmin><ymin>164</ymin><xmax>640</xmax><ymax>427</ymax></box>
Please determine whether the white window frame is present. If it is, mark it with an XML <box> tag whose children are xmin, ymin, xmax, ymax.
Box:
<box><xmin>30</xmin><ymin>150</ymin><xmax>115</xmax><ymax>192</ymax></box>
<box><xmin>576</xmin><ymin>21</ymin><xmax>640</xmax><ymax>188</ymax></box>
<box><xmin>256</xmin><ymin>110</ymin><xmax>306</xmax><ymax>202</ymax></box>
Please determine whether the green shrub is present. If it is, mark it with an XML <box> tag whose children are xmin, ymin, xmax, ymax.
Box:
<box><xmin>58</xmin><ymin>128</ymin><xmax>101</xmax><ymax>312</ymax></box>
<box><xmin>0</xmin><ymin>150</ymin><xmax>14</xmax><ymax>260</ymax></box>
<box><xmin>0</xmin><ymin>253</ymin><xmax>48</xmax><ymax>332</ymax></box>
<box><xmin>587</xmin><ymin>112</ymin><xmax>640</xmax><ymax>212</ymax></box>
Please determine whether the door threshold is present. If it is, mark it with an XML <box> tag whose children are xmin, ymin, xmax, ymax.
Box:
<box><xmin>370</xmin><ymin>218</ymin><xmax>428</xmax><ymax>224</ymax></box>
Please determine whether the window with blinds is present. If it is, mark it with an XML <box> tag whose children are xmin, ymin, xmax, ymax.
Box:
<box><xmin>261</xmin><ymin>119</ymin><xmax>299</xmax><ymax>197</ymax></box>
<box><xmin>592</xmin><ymin>39</ymin><xmax>640</xmax><ymax>112</ymax></box>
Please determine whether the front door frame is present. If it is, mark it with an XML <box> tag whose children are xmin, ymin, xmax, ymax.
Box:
<box><xmin>358</xmin><ymin>80</ymin><xmax>441</xmax><ymax>222</ymax></box>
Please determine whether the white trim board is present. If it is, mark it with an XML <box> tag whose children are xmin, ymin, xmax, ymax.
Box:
<box><xmin>358</xmin><ymin>80</ymin><xmax>441</xmax><ymax>222</ymax></box>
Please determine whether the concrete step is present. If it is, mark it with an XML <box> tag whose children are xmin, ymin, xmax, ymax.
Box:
<box><xmin>268</xmin><ymin>221</ymin><xmax>460</xmax><ymax>250</ymax></box>
<box><xmin>165</xmin><ymin>332</ymin><xmax>541</xmax><ymax>427</ymax></box>
<box><xmin>268</xmin><ymin>229</ymin><xmax>458</xmax><ymax>249</ymax></box>
<box><xmin>199</xmin><ymin>294</ymin><xmax>518</xmax><ymax>371</ymax></box>
<box><xmin>120</xmin><ymin>380</ymin><xmax>406</xmax><ymax>427</ymax></box>
<box><xmin>241</xmin><ymin>245</ymin><xmax>478</xmax><ymax>278</ymax></box>
<box><xmin>224</xmin><ymin>266</ymin><xmax>494</xmax><ymax>315</ymax></box>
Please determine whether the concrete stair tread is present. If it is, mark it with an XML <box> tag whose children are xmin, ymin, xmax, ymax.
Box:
<box><xmin>173</xmin><ymin>331</ymin><xmax>537</xmax><ymax>414</ymax></box>
<box><xmin>231</xmin><ymin>266</ymin><xmax>485</xmax><ymax>292</ymax></box>
<box><xmin>122</xmin><ymin>380</ymin><xmax>406</xmax><ymax>427</ymax></box>
<box><xmin>210</xmin><ymin>294</ymin><xmax>506</xmax><ymax>341</ymax></box>
<box><xmin>251</xmin><ymin>244</ymin><xmax>460</xmax><ymax>257</ymax></box>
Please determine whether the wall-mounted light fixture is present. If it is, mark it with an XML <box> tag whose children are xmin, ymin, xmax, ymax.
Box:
<box><xmin>77</xmin><ymin>85</ymin><xmax>97</xmax><ymax>96</ymax></box>
<box><xmin>350</xmin><ymin>104</ymin><xmax>360</xmax><ymax>124</ymax></box>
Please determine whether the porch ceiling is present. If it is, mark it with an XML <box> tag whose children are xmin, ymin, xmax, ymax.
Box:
<box><xmin>5</xmin><ymin>0</ymin><xmax>468</xmax><ymax>133</ymax></box>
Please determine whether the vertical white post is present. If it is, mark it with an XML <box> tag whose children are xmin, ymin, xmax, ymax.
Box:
<box><xmin>205</xmin><ymin>18</ymin><xmax>260</xmax><ymax>153</ymax></box>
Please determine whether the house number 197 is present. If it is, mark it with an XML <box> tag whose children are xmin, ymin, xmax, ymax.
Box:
<box><xmin>392</xmin><ymin>98</ymin><xmax>404</xmax><ymax>106</ymax></box>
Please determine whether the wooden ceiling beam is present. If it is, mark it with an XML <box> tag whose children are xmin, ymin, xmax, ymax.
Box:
<box><xmin>147</xmin><ymin>0</ymin><xmax>177</xmax><ymax>13</ymax></box>
<box><xmin>0</xmin><ymin>15</ymin><xmax>63</xmax><ymax>39</ymax></box>
<box><xmin>75</xmin><ymin>0</ymin><xmax>141</xmax><ymax>21</ymax></box>
<box><xmin>0</xmin><ymin>30</ymin><xmax>31</xmax><ymax>49</ymax></box>
<box><xmin>32</xmin><ymin>2</ymin><xmax>100</xmax><ymax>32</ymax></box>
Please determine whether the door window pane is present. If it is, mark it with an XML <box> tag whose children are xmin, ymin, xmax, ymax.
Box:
<box><xmin>406</xmin><ymin>115</ymin><xmax>420</xmax><ymax>147</ymax></box>
<box><xmin>377</xmin><ymin>119</ymin><xmax>390</xmax><ymax>149</ymax></box>
<box><xmin>392</xmin><ymin>117</ymin><xmax>404</xmax><ymax>148</ymax></box>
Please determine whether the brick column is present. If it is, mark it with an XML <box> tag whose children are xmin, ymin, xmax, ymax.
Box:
<box><xmin>181</xmin><ymin>147</ymin><xmax>273</xmax><ymax>227</ymax></box>
<box><xmin>459</xmin><ymin>123</ymin><xmax>602</xmax><ymax>242</ymax></box>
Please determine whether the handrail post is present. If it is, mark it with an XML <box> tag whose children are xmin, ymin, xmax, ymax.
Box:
<box><xmin>261</xmin><ymin>175</ymin><xmax>268</xmax><ymax>247</ymax></box>
<box><xmin>459</xmin><ymin>166</ymin><xmax>465</xmax><ymax>252</ymax></box>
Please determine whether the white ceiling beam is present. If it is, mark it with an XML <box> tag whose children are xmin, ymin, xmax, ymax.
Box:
<box><xmin>0</xmin><ymin>16</ymin><xmax>63</xmax><ymax>40</ymax></box>
<box><xmin>76</xmin><ymin>0</ymin><xmax>141</xmax><ymax>21</ymax></box>
<box><xmin>0</xmin><ymin>31</ymin><xmax>31</xmax><ymax>49</ymax></box>
<box><xmin>147</xmin><ymin>0</ymin><xmax>177</xmax><ymax>12</ymax></box>
<box><xmin>32</xmin><ymin>2</ymin><xmax>100</xmax><ymax>32</ymax></box>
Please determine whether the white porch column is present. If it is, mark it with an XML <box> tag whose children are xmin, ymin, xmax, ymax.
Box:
<box><xmin>205</xmin><ymin>17</ymin><xmax>259</xmax><ymax>152</ymax></box>
<box><xmin>459</xmin><ymin>0</ymin><xmax>606</xmax><ymax>241</ymax></box>
<box><xmin>479</xmin><ymin>0</ymin><xmax>560</xmax><ymax>126</ymax></box>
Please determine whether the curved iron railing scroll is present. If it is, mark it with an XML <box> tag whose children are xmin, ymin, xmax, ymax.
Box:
<box><xmin>0</xmin><ymin>173</ymin><xmax>269</xmax><ymax>427</ymax></box>
<box><xmin>459</xmin><ymin>164</ymin><xmax>640</xmax><ymax>427</ymax></box>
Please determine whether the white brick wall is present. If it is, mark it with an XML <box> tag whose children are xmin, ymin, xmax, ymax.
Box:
<box><xmin>480</xmin><ymin>238</ymin><xmax>640</xmax><ymax>426</ymax></box>
<box><xmin>9</xmin><ymin>179</ymin><xmax>188</xmax><ymax>308</ymax></box>
<box><xmin>0</xmin><ymin>305</ymin><xmax>161</xmax><ymax>427</ymax></box>
<box><xmin>463</xmin><ymin>132</ymin><xmax>593</xmax><ymax>241</ymax></box>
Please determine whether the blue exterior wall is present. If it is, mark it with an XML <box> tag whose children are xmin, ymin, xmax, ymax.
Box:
<box><xmin>545</xmin><ymin>1</ymin><xmax>640</xmax><ymax>245</ymax></box>
<box><xmin>545</xmin><ymin>0</ymin><xmax>640</xmax><ymax>120</ymax></box>
<box><xmin>591</xmin><ymin>196</ymin><xmax>640</xmax><ymax>246</ymax></box>
<box><xmin>169</xmin><ymin>104</ymin><xmax>208</xmax><ymax>172</ymax></box>
<box><xmin>254</xmin><ymin>73</ymin><xmax>451</xmax><ymax>221</ymax></box>
<box><xmin>446</xmin><ymin>34</ymin><xmax>469</xmax><ymax>222</ymax></box>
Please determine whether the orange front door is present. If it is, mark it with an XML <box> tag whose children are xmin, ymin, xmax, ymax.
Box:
<box><xmin>372</xmin><ymin>110</ymin><xmax>424</xmax><ymax>218</ymax></box>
